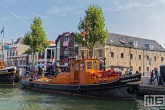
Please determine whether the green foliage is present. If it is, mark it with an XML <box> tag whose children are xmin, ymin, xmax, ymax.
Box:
<box><xmin>77</xmin><ymin>4</ymin><xmax>108</xmax><ymax>50</ymax></box>
<box><xmin>23</xmin><ymin>17</ymin><xmax>49</xmax><ymax>54</ymax></box>
<box><xmin>23</xmin><ymin>17</ymin><xmax>49</xmax><ymax>65</ymax></box>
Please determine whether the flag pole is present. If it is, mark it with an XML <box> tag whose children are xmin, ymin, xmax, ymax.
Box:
<box><xmin>2</xmin><ymin>24</ymin><xmax>4</xmax><ymax>67</ymax></box>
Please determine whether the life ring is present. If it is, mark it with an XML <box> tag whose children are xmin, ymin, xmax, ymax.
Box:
<box><xmin>77</xmin><ymin>87</ymin><xmax>81</xmax><ymax>92</ymax></box>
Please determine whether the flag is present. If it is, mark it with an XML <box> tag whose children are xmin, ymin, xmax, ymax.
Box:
<box><xmin>1</xmin><ymin>27</ymin><xmax>4</xmax><ymax>34</ymax></box>
<box><xmin>52</xmin><ymin>56</ymin><xmax>56</xmax><ymax>67</ymax></box>
<box><xmin>81</xmin><ymin>31</ymin><xmax>86</xmax><ymax>37</ymax></box>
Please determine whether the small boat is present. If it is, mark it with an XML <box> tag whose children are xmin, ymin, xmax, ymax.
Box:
<box><xmin>20</xmin><ymin>57</ymin><xmax>142</xmax><ymax>99</ymax></box>
<box><xmin>0</xmin><ymin>63</ymin><xmax>17</xmax><ymax>83</ymax></box>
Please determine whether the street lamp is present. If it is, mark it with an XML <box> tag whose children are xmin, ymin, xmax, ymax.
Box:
<box><xmin>103</xmin><ymin>57</ymin><xmax>106</xmax><ymax>71</ymax></box>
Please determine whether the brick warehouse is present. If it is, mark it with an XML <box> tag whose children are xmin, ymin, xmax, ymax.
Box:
<box><xmin>78</xmin><ymin>33</ymin><xmax>165</xmax><ymax>74</ymax></box>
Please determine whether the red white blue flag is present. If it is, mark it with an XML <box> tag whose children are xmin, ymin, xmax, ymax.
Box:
<box><xmin>52</xmin><ymin>56</ymin><xmax>56</xmax><ymax>67</ymax></box>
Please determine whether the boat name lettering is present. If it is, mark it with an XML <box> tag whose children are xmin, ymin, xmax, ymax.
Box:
<box><xmin>121</xmin><ymin>78</ymin><xmax>139</xmax><ymax>82</ymax></box>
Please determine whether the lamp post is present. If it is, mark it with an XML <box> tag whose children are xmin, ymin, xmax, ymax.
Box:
<box><xmin>103</xmin><ymin>57</ymin><xmax>106</xmax><ymax>71</ymax></box>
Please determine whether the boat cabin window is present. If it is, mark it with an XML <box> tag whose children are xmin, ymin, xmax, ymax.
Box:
<box><xmin>80</xmin><ymin>62</ymin><xmax>85</xmax><ymax>70</ymax></box>
<box><xmin>94</xmin><ymin>61</ymin><xmax>99</xmax><ymax>70</ymax></box>
<box><xmin>71</xmin><ymin>63</ymin><xmax>74</xmax><ymax>71</ymax></box>
<box><xmin>87</xmin><ymin>62</ymin><xmax>92</xmax><ymax>70</ymax></box>
<box><xmin>75</xmin><ymin>63</ymin><xmax>79</xmax><ymax>70</ymax></box>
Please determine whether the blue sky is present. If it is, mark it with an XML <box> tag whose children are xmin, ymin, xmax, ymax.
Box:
<box><xmin>0</xmin><ymin>0</ymin><xmax>165</xmax><ymax>47</ymax></box>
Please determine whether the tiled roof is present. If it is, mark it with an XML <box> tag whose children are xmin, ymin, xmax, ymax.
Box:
<box><xmin>106</xmin><ymin>33</ymin><xmax>165</xmax><ymax>52</ymax></box>
<box><xmin>49</xmin><ymin>40</ymin><xmax>55</xmax><ymax>44</ymax></box>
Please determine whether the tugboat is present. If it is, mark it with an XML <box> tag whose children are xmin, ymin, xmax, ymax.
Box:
<box><xmin>20</xmin><ymin>57</ymin><xmax>142</xmax><ymax>99</ymax></box>
<box><xmin>0</xmin><ymin>60</ymin><xmax>16</xmax><ymax>83</ymax></box>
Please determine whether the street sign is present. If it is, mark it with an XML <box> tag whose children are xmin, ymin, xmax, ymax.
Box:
<box><xmin>4</xmin><ymin>45</ymin><xmax>9</xmax><ymax>50</ymax></box>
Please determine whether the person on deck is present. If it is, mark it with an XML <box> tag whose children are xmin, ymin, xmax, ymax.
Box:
<box><xmin>129</xmin><ymin>67</ymin><xmax>132</xmax><ymax>75</ymax></box>
<box><xmin>154</xmin><ymin>68</ymin><xmax>159</xmax><ymax>82</ymax></box>
<box><xmin>38</xmin><ymin>66</ymin><xmax>42</xmax><ymax>76</ymax></box>
<box><xmin>150</xmin><ymin>70</ymin><xmax>154</xmax><ymax>84</ymax></box>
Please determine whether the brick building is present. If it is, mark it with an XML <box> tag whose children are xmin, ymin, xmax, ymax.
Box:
<box><xmin>78</xmin><ymin>33</ymin><xmax>165</xmax><ymax>74</ymax></box>
<box><xmin>55</xmin><ymin>32</ymin><xmax>78</xmax><ymax>66</ymax></box>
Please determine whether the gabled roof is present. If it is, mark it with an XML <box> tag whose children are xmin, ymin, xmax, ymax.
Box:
<box><xmin>106</xmin><ymin>33</ymin><xmax>165</xmax><ymax>52</ymax></box>
<box><xmin>55</xmin><ymin>32</ymin><xmax>75</xmax><ymax>43</ymax></box>
<box><xmin>14</xmin><ymin>37</ymin><xmax>24</xmax><ymax>44</ymax></box>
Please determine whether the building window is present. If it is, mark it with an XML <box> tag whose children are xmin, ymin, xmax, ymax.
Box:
<box><xmin>64</xmin><ymin>49</ymin><xmax>69</xmax><ymax>58</ymax></box>
<box><xmin>133</xmin><ymin>41</ymin><xmax>138</xmax><ymax>48</ymax></box>
<box><xmin>161</xmin><ymin>57</ymin><xmax>164</xmax><ymax>62</ymax></box>
<box><xmin>47</xmin><ymin>49</ymin><xmax>51</xmax><ymax>59</ymax></box>
<box><xmin>82</xmin><ymin>43</ymin><xmax>85</xmax><ymax>47</ymax></box>
<box><xmin>121</xmin><ymin>53</ymin><xmax>124</xmax><ymax>58</ymax></box>
<box><xmin>147</xmin><ymin>55</ymin><xmax>149</xmax><ymax>60</ymax></box>
<box><xmin>57</xmin><ymin>40</ymin><xmax>60</xmax><ymax>60</ymax></box>
<box><xmin>147</xmin><ymin>67</ymin><xmax>149</xmax><ymax>72</ymax></box>
<box><xmin>64</xmin><ymin>36</ymin><xmax>69</xmax><ymax>41</ymax></box>
<box><xmin>139</xmin><ymin>67</ymin><xmax>141</xmax><ymax>71</ymax></box>
<box><xmin>99</xmin><ymin>50</ymin><xmax>102</xmax><ymax>58</ymax></box>
<box><xmin>111</xmin><ymin>52</ymin><xmax>114</xmax><ymax>58</ymax></box>
<box><xmin>139</xmin><ymin>55</ymin><xmax>141</xmax><ymax>60</ymax></box>
<box><xmin>81</xmin><ymin>51</ymin><xmax>84</xmax><ymax>59</ymax></box>
<box><xmin>52</xmin><ymin>49</ymin><xmax>54</xmax><ymax>58</ymax></box>
<box><xmin>89</xmin><ymin>51</ymin><xmax>92</xmax><ymax>58</ymax></box>
<box><xmin>146</xmin><ymin>44</ymin><xmax>154</xmax><ymax>50</ymax></box>
<box><xmin>154</xmin><ymin>56</ymin><xmax>156</xmax><ymax>61</ymax></box>
<box><xmin>130</xmin><ymin>54</ymin><xmax>133</xmax><ymax>59</ymax></box>
<box><xmin>99</xmin><ymin>41</ymin><xmax>103</xmax><ymax>46</ymax></box>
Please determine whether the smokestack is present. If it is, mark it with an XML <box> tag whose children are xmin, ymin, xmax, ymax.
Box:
<box><xmin>11</xmin><ymin>39</ymin><xmax>14</xmax><ymax>44</ymax></box>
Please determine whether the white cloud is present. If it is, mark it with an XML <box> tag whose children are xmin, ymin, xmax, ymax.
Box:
<box><xmin>5</xmin><ymin>0</ymin><xmax>16</xmax><ymax>3</ymax></box>
<box><xmin>0</xmin><ymin>16</ymin><xmax>11</xmax><ymax>21</ymax></box>
<box><xmin>47</xmin><ymin>6</ymin><xmax>76</xmax><ymax>16</ymax></box>
<box><xmin>11</xmin><ymin>12</ymin><xmax>29</xmax><ymax>26</ymax></box>
<box><xmin>32</xmin><ymin>13</ymin><xmax>51</xmax><ymax>21</ymax></box>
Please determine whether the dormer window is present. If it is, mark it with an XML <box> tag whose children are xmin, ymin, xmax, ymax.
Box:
<box><xmin>133</xmin><ymin>41</ymin><xmax>138</xmax><ymax>48</ymax></box>
<box><xmin>109</xmin><ymin>39</ymin><xmax>114</xmax><ymax>43</ymax></box>
<box><xmin>119</xmin><ymin>40</ymin><xmax>126</xmax><ymax>44</ymax></box>
<box><xmin>146</xmin><ymin>43</ymin><xmax>154</xmax><ymax>50</ymax></box>
<box><xmin>129</xmin><ymin>40</ymin><xmax>134</xmax><ymax>46</ymax></box>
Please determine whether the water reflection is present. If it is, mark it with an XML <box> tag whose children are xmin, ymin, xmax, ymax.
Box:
<box><xmin>0</xmin><ymin>84</ymin><xmax>145</xmax><ymax>110</ymax></box>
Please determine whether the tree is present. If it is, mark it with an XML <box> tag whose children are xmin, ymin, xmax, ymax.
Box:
<box><xmin>23</xmin><ymin>17</ymin><xmax>49</xmax><ymax>66</ymax></box>
<box><xmin>77</xmin><ymin>4</ymin><xmax>108</xmax><ymax>57</ymax></box>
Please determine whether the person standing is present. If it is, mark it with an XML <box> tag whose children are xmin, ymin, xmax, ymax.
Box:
<box><xmin>154</xmin><ymin>68</ymin><xmax>159</xmax><ymax>82</ymax></box>
<box><xmin>150</xmin><ymin>70</ymin><xmax>154</xmax><ymax>84</ymax></box>
<box><xmin>129</xmin><ymin>67</ymin><xmax>132</xmax><ymax>75</ymax></box>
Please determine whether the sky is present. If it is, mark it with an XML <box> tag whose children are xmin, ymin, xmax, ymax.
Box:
<box><xmin>0</xmin><ymin>0</ymin><xmax>165</xmax><ymax>47</ymax></box>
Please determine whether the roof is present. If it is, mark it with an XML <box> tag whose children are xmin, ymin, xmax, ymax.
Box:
<box><xmin>55</xmin><ymin>32</ymin><xmax>75</xmax><ymax>43</ymax></box>
<box><xmin>48</xmin><ymin>40</ymin><xmax>55</xmax><ymax>44</ymax></box>
<box><xmin>14</xmin><ymin>37</ymin><xmax>24</xmax><ymax>44</ymax></box>
<box><xmin>106</xmin><ymin>33</ymin><xmax>165</xmax><ymax>52</ymax></box>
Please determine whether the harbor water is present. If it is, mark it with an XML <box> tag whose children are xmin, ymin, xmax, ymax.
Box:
<box><xmin>0</xmin><ymin>84</ymin><xmax>147</xmax><ymax>110</ymax></box>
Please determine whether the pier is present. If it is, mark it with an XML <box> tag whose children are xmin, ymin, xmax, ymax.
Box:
<box><xmin>138</xmin><ymin>75</ymin><xmax>165</xmax><ymax>95</ymax></box>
